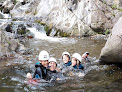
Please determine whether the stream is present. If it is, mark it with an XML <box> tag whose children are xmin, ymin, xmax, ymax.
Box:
<box><xmin>0</xmin><ymin>36</ymin><xmax>122</xmax><ymax>92</ymax></box>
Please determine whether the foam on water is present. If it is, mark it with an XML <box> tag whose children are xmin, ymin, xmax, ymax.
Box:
<box><xmin>0</xmin><ymin>12</ymin><xmax>11</xmax><ymax>19</ymax></box>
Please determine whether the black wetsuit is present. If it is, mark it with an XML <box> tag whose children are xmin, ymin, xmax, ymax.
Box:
<box><xmin>33</xmin><ymin>62</ymin><xmax>47</xmax><ymax>79</ymax></box>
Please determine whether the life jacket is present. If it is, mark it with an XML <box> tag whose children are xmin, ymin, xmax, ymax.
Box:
<box><xmin>73</xmin><ymin>64</ymin><xmax>84</xmax><ymax>70</ymax></box>
<box><xmin>63</xmin><ymin>61</ymin><xmax>71</xmax><ymax>67</ymax></box>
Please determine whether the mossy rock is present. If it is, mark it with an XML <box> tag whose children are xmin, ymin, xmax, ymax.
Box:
<box><xmin>54</xmin><ymin>29</ymin><xmax>70</xmax><ymax>37</ymax></box>
<box><xmin>17</xmin><ymin>25</ymin><xmax>29</xmax><ymax>35</ymax></box>
<box><xmin>59</xmin><ymin>31</ymin><xmax>70</xmax><ymax>37</ymax></box>
<box><xmin>34</xmin><ymin>20</ymin><xmax>46</xmax><ymax>25</ymax></box>
<box><xmin>44</xmin><ymin>25</ymin><xmax>52</xmax><ymax>36</ymax></box>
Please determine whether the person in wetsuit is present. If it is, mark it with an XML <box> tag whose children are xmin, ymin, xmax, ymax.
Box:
<box><xmin>33</xmin><ymin>50</ymin><xmax>49</xmax><ymax>79</ymax></box>
<box><xmin>46</xmin><ymin>57</ymin><xmax>65</xmax><ymax>81</ymax></box>
<box><xmin>71</xmin><ymin>53</ymin><xmax>84</xmax><ymax>70</ymax></box>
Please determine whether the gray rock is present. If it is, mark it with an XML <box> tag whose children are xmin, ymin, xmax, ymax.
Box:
<box><xmin>99</xmin><ymin>16</ymin><xmax>122</xmax><ymax>63</ymax></box>
<box><xmin>2</xmin><ymin>0</ymin><xmax>14</xmax><ymax>13</ymax></box>
<box><xmin>0</xmin><ymin>13</ymin><xmax>4</xmax><ymax>19</ymax></box>
<box><xmin>8</xmin><ymin>39</ymin><xmax>18</xmax><ymax>51</ymax></box>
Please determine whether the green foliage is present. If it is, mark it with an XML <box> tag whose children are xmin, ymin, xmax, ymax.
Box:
<box><xmin>25</xmin><ymin>10</ymin><xmax>31</xmax><ymax>14</ymax></box>
<box><xmin>118</xmin><ymin>8</ymin><xmax>122</xmax><ymax>12</ymax></box>
<box><xmin>55</xmin><ymin>29</ymin><xmax>70</xmax><ymax>37</ymax></box>
<box><xmin>17</xmin><ymin>29</ymin><xmax>25</xmax><ymax>35</ymax></box>
<box><xmin>44</xmin><ymin>24</ymin><xmax>53</xmax><ymax>36</ymax></box>
<box><xmin>103</xmin><ymin>0</ymin><xmax>106</xmax><ymax>4</ymax></box>
<box><xmin>34</xmin><ymin>10</ymin><xmax>37</xmax><ymax>15</ymax></box>
<box><xmin>13</xmin><ymin>0</ymin><xmax>17</xmax><ymax>4</ymax></box>
<box><xmin>34</xmin><ymin>20</ymin><xmax>46</xmax><ymax>25</ymax></box>
<box><xmin>60</xmin><ymin>31</ymin><xmax>70</xmax><ymax>37</ymax></box>
<box><xmin>17</xmin><ymin>29</ymin><xmax>29</xmax><ymax>35</ymax></box>
<box><xmin>112</xmin><ymin>4</ymin><xmax>117</xmax><ymax>9</ymax></box>
<box><xmin>104</xmin><ymin>29</ymin><xmax>110</xmax><ymax>35</ymax></box>
<box><xmin>112</xmin><ymin>13</ymin><xmax>115</xmax><ymax>17</ymax></box>
<box><xmin>45</xmin><ymin>25</ymin><xmax>51</xmax><ymax>36</ymax></box>
<box><xmin>12</xmin><ymin>18</ymin><xmax>17</xmax><ymax>21</ymax></box>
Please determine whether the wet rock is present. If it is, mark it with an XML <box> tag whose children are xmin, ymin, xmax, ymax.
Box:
<box><xmin>0</xmin><ymin>30</ymin><xmax>16</xmax><ymax>59</ymax></box>
<box><xmin>2</xmin><ymin>0</ymin><xmax>14</xmax><ymax>14</ymax></box>
<box><xmin>0</xmin><ymin>24</ymin><xmax>29</xmax><ymax>59</ymax></box>
<box><xmin>8</xmin><ymin>39</ymin><xmax>19</xmax><ymax>51</ymax></box>
<box><xmin>17</xmin><ymin>43</ymin><xmax>29</xmax><ymax>55</ymax></box>
<box><xmin>100</xmin><ymin>16</ymin><xmax>122</xmax><ymax>63</ymax></box>
<box><xmin>0</xmin><ymin>12</ymin><xmax>4</xmax><ymax>19</ymax></box>
<box><xmin>5</xmin><ymin>24</ymin><xmax>12</xmax><ymax>33</ymax></box>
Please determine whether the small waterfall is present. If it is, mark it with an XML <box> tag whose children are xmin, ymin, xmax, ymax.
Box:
<box><xmin>27</xmin><ymin>27</ymin><xmax>47</xmax><ymax>39</ymax></box>
<box><xmin>27</xmin><ymin>27</ymin><xmax>76</xmax><ymax>44</ymax></box>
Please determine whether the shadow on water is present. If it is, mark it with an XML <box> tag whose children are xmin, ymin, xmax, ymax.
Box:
<box><xmin>0</xmin><ymin>37</ymin><xmax>122</xmax><ymax>92</ymax></box>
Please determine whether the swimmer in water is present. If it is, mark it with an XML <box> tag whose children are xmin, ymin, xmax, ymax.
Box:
<box><xmin>26</xmin><ymin>50</ymin><xmax>49</xmax><ymax>80</ymax></box>
<box><xmin>71</xmin><ymin>53</ymin><xmax>84</xmax><ymax>70</ymax></box>
<box><xmin>57</xmin><ymin>52</ymin><xmax>71</xmax><ymax>71</ymax></box>
<box><xmin>47</xmin><ymin>57</ymin><xmax>65</xmax><ymax>81</ymax></box>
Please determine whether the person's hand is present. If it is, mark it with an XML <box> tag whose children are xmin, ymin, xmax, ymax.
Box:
<box><xmin>26</xmin><ymin>72</ymin><xmax>32</xmax><ymax>79</ymax></box>
<box><xmin>56</xmin><ymin>68</ymin><xmax>61</xmax><ymax>71</ymax></box>
<box><xmin>56</xmin><ymin>78</ymin><xmax>61</xmax><ymax>80</ymax></box>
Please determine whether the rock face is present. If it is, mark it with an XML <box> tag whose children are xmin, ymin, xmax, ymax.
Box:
<box><xmin>0</xmin><ymin>23</ymin><xmax>17</xmax><ymax>59</ymax></box>
<box><xmin>99</xmin><ymin>17</ymin><xmax>122</xmax><ymax>63</ymax></box>
<box><xmin>9</xmin><ymin>0</ymin><xmax>122</xmax><ymax>36</ymax></box>
<box><xmin>0</xmin><ymin>23</ymin><xmax>27</xmax><ymax>60</ymax></box>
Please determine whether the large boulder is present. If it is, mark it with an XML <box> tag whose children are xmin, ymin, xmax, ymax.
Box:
<box><xmin>99</xmin><ymin>17</ymin><xmax>122</xmax><ymax>63</ymax></box>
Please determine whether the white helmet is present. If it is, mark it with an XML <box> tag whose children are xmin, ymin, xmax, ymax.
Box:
<box><xmin>72</xmin><ymin>53</ymin><xmax>82</xmax><ymax>62</ymax></box>
<box><xmin>62</xmin><ymin>52</ymin><xmax>70</xmax><ymax>57</ymax></box>
<box><xmin>49</xmin><ymin>57</ymin><xmax>57</xmax><ymax>64</ymax></box>
<box><xmin>38</xmin><ymin>50</ymin><xmax>49</xmax><ymax>61</ymax></box>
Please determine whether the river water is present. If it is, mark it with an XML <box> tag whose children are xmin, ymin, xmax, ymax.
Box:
<box><xmin>0</xmin><ymin>36</ymin><xmax>122</xmax><ymax>92</ymax></box>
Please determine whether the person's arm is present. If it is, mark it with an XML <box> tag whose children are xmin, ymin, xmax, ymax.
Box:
<box><xmin>33</xmin><ymin>63</ymin><xmax>43</xmax><ymax>79</ymax></box>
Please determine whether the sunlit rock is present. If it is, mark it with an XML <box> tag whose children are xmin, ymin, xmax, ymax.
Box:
<box><xmin>9</xmin><ymin>0</ymin><xmax>122</xmax><ymax>36</ymax></box>
<box><xmin>100</xmin><ymin>17</ymin><xmax>122</xmax><ymax>63</ymax></box>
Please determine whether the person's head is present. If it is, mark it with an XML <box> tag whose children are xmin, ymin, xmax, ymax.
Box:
<box><xmin>62</xmin><ymin>52</ymin><xmax>70</xmax><ymax>64</ymax></box>
<box><xmin>38</xmin><ymin>50</ymin><xmax>49</xmax><ymax>68</ymax></box>
<box><xmin>71</xmin><ymin>53</ymin><xmax>82</xmax><ymax>66</ymax></box>
<box><xmin>85</xmin><ymin>52</ymin><xmax>89</xmax><ymax>55</ymax></box>
<box><xmin>49</xmin><ymin>57</ymin><xmax>57</xmax><ymax>71</ymax></box>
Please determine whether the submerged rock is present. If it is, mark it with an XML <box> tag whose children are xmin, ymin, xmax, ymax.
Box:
<box><xmin>99</xmin><ymin>16</ymin><xmax>122</xmax><ymax>63</ymax></box>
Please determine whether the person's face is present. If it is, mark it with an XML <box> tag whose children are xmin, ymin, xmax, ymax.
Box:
<box><xmin>49</xmin><ymin>61</ymin><xmax>57</xmax><ymax>71</ymax></box>
<box><xmin>40</xmin><ymin>60</ymin><xmax>49</xmax><ymax>68</ymax></box>
<box><xmin>62</xmin><ymin>55</ymin><xmax>70</xmax><ymax>64</ymax></box>
<box><xmin>71</xmin><ymin>58</ymin><xmax>77</xmax><ymax>66</ymax></box>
